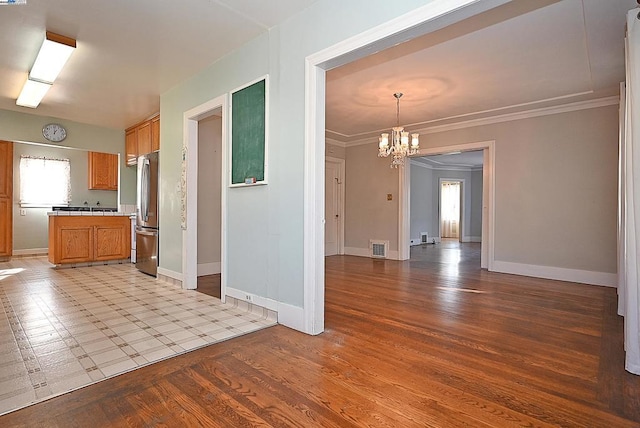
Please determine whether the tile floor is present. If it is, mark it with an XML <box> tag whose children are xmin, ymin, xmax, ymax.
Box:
<box><xmin>0</xmin><ymin>257</ymin><xmax>277</xmax><ymax>416</ymax></box>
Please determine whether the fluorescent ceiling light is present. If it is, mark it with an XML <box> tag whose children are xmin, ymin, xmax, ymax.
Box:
<box><xmin>29</xmin><ymin>32</ymin><xmax>76</xmax><ymax>83</ymax></box>
<box><xmin>0</xmin><ymin>0</ymin><xmax>26</xmax><ymax>5</ymax></box>
<box><xmin>16</xmin><ymin>79</ymin><xmax>52</xmax><ymax>108</ymax></box>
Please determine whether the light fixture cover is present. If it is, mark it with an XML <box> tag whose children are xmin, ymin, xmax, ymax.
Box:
<box><xmin>29</xmin><ymin>32</ymin><xmax>76</xmax><ymax>84</ymax></box>
<box><xmin>16</xmin><ymin>79</ymin><xmax>52</xmax><ymax>108</ymax></box>
<box><xmin>0</xmin><ymin>0</ymin><xmax>27</xmax><ymax>4</ymax></box>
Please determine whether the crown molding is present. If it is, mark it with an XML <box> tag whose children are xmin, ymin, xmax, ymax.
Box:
<box><xmin>329</xmin><ymin>95</ymin><xmax>620</xmax><ymax>148</ymax></box>
<box><xmin>410</xmin><ymin>159</ymin><xmax>482</xmax><ymax>171</ymax></box>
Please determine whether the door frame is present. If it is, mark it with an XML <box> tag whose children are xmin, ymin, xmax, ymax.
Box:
<box><xmin>182</xmin><ymin>94</ymin><xmax>227</xmax><ymax>300</ymax></box>
<box><xmin>304</xmin><ymin>0</ymin><xmax>509</xmax><ymax>335</ymax></box>
<box><xmin>325</xmin><ymin>156</ymin><xmax>345</xmax><ymax>256</ymax></box>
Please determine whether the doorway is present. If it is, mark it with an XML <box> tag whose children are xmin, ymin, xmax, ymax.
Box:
<box><xmin>440</xmin><ymin>180</ymin><xmax>462</xmax><ymax>240</ymax></box>
<box><xmin>183</xmin><ymin>95</ymin><xmax>227</xmax><ymax>298</ymax></box>
<box><xmin>195</xmin><ymin>113</ymin><xmax>223</xmax><ymax>298</ymax></box>
<box><xmin>325</xmin><ymin>157</ymin><xmax>344</xmax><ymax>256</ymax></box>
<box><xmin>304</xmin><ymin>0</ymin><xmax>501</xmax><ymax>335</ymax></box>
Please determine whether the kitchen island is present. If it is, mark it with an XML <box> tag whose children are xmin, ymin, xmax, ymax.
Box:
<box><xmin>48</xmin><ymin>210</ymin><xmax>131</xmax><ymax>267</ymax></box>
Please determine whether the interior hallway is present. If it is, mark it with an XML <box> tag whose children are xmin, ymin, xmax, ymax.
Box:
<box><xmin>1</xmin><ymin>244</ymin><xmax>639</xmax><ymax>426</ymax></box>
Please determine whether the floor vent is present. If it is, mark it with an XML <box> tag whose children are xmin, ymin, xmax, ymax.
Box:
<box><xmin>421</xmin><ymin>232</ymin><xmax>429</xmax><ymax>244</ymax></box>
<box><xmin>370</xmin><ymin>240</ymin><xmax>389</xmax><ymax>258</ymax></box>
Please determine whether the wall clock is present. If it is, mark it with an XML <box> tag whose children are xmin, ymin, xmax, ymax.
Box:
<box><xmin>42</xmin><ymin>123</ymin><xmax>67</xmax><ymax>142</ymax></box>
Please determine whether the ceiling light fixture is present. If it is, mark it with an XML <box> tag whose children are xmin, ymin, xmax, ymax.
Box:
<box><xmin>0</xmin><ymin>0</ymin><xmax>26</xmax><ymax>5</ymax></box>
<box><xmin>16</xmin><ymin>31</ymin><xmax>76</xmax><ymax>108</ymax></box>
<box><xmin>378</xmin><ymin>93</ymin><xmax>419</xmax><ymax>168</ymax></box>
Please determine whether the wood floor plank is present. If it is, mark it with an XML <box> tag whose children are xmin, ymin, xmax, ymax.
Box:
<box><xmin>1</xmin><ymin>242</ymin><xmax>638</xmax><ymax>427</ymax></box>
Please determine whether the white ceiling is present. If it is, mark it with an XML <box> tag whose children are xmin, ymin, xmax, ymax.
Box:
<box><xmin>326</xmin><ymin>0</ymin><xmax>635</xmax><ymax>144</ymax></box>
<box><xmin>0</xmin><ymin>0</ymin><xmax>634</xmax><ymax>138</ymax></box>
<box><xmin>0</xmin><ymin>0</ymin><xmax>318</xmax><ymax>129</ymax></box>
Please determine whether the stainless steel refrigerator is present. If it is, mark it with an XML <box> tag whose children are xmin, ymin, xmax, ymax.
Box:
<box><xmin>136</xmin><ymin>151</ymin><xmax>159</xmax><ymax>276</ymax></box>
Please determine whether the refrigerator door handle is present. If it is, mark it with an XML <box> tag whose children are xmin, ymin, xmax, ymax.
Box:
<box><xmin>141</xmin><ymin>158</ymin><xmax>150</xmax><ymax>222</ymax></box>
<box><xmin>136</xmin><ymin>228</ymin><xmax>157</xmax><ymax>236</ymax></box>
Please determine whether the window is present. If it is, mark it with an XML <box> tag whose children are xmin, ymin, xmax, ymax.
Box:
<box><xmin>19</xmin><ymin>156</ymin><xmax>71</xmax><ymax>207</ymax></box>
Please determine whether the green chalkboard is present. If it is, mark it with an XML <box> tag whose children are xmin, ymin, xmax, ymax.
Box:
<box><xmin>231</xmin><ymin>78</ymin><xmax>266</xmax><ymax>185</ymax></box>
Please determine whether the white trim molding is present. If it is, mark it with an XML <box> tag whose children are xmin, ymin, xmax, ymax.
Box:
<box><xmin>197</xmin><ymin>262</ymin><xmax>221</xmax><ymax>276</ymax></box>
<box><xmin>492</xmin><ymin>260</ymin><xmax>617</xmax><ymax>288</ymax></box>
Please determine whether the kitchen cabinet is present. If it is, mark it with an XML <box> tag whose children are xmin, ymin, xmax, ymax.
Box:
<box><xmin>88</xmin><ymin>151</ymin><xmax>118</xmax><ymax>190</ymax></box>
<box><xmin>125</xmin><ymin>114</ymin><xmax>159</xmax><ymax>166</ymax></box>
<box><xmin>48</xmin><ymin>215</ymin><xmax>131</xmax><ymax>265</ymax></box>
<box><xmin>151</xmin><ymin>114</ymin><xmax>160</xmax><ymax>152</ymax></box>
<box><xmin>0</xmin><ymin>141</ymin><xmax>12</xmax><ymax>260</ymax></box>
<box><xmin>125</xmin><ymin>128</ymin><xmax>137</xmax><ymax>166</ymax></box>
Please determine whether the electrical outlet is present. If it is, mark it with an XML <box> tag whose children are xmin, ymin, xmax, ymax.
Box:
<box><xmin>20</xmin><ymin>209</ymin><xmax>26</xmax><ymax>216</ymax></box>
<box><xmin>245</xmin><ymin>295</ymin><xmax>252</xmax><ymax>302</ymax></box>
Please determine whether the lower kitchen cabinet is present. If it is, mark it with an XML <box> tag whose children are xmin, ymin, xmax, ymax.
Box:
<box><xmin>48</xmin><ymin>216</ymin><xmax>131</xmax><ymax>265</ymax></box>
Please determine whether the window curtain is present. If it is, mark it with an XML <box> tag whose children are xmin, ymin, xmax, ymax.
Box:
<box><xmin>441</xmin><ymin>181</ymin><xmax>460</xmax><ymax>238</ymax></box>
<box><xmin>618</xmin><ymin>9</ymin><xmax>640</xmax><ymax>375</ymax></box>
<box><xmin>19</xmin><ymin>156</ymin><xmax>71</xmax><ymax>206</ymax></box>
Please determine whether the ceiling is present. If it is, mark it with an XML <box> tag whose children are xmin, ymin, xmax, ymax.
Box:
<box><xmin>326</xmin><ymin>0</ymin><xmax>635</xmax><ymax>144</ymax></box>
<box><xmin>0</xmin><ymin>0</ymin><xmax>318</xmax><ymax>130</ymax></box>
<box><xmin>414</xmin><ymin>150</ymin><xmax>484</xmax><ymax>169</ymax></box>
<box><xmin>0</xmin><ymin>0</ymin><xmax>634</xmax><ymax>138</ymax></box>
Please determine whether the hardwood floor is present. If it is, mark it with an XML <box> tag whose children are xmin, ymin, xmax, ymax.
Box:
<box><xmin>196</xmin><ymin>274</ymin><xmax>221</xmax><ymax>299</ymax></box>
<box><xmin>2</xmin><ymin>242</ymin><xmax>639</xmax><ymax>427</ymax></box>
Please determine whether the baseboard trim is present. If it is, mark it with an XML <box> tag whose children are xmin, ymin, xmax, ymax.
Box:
<box><xmin>344</xmin><ymin>246</ymin><xmax>401</xmax><ymax>260</ymax></box>
<box><xmin>197</xmin><ymin>262</ymin><xmax>221</xmax><ymax>276</ymax></box>
<box><xmin>276</xmin><ymin>301</ymin><xmax>305</xmax><ymax>332</ymax></box>
<box><xmin>461</xmin><ymin>236</ymin><xmax>482</xmax><ymax>243</ymax></box>
<box><xmin>226</xmin><ymin>287</ymin><xmax>278</xmax><ymax>311</ymax></box>
<box><xmin>12</xmin><ymin>248</ymin><xmax>48</xmax><ymax>256</ymax></box>
<box><xmin>225</xmin><ymin>287</ymin><xmax>307</xmax><ymax>332</ymax></box>
<box><xmin>492</xmin><ymin>260</ymin><xmax>616</xmax><ymax>287</ymax></box>
<box><xmin>225</xmin><ymin>295</ymin><xmax>278</xmax><ymax>323</ymax></box>
<box><xmin>157</xmin><ymin>268</ymin><xmax>184</xmax><ymax>288</ymax></box>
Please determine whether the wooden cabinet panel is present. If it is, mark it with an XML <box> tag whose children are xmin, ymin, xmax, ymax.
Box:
<box><xmin>125</xmin><ymin>129</ymin><xmax>137</xmax><ymax>166</ymax></box>
<box><xmin>0</xmin><ymin>141</ymin><xmax>12</xmax><ymax>259</ymax></box>
<box><xmin>58</xmin><ymin>226</ymin><xmax>93</xmax><ymax>263</ymax></box>
<box><xmin>137</xmin><ymin>121</ymin><xmax>152</xmax><ymax>156</ymax></box>
<box><xmin>125</xmin><ymin>114</ymin><xmax>159</xmax><ymax>166</ymax></box>
<box><xmin>95</xmin><ymin>224</ymin><xmax>128</xmax><ymax>260</ymax></box>
<box><xmin>151</xmin><ymin>115</ymin><xmax>160</xmax><ymax>152</ymax></box>
<box><xmin>88</xmin><ymin>152</ymin><xmax>118</xmax><ymax>191</ymax></box>
<box><xmin>48</xmin><ymin>216</ymin><xmax>131</xmax><ymax>265</ymax></box>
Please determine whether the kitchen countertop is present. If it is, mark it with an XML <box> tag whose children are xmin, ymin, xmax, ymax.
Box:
<box><xmin>47</xmin><ymin>211</ymin><xmax>133</xmax><ymax>217</ymax></box>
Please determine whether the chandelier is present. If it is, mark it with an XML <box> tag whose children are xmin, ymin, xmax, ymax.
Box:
<box><xmin>378</xmin><ymin>92</ymin><xmax>419</xmax><ymax>167</ymax></box>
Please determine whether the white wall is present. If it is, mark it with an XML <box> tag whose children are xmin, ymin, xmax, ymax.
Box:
<box><xmin>410</xmin><ymin>164</ymin><xmax>433</xmax><ymax>243</ymax></box>
<box><xmin>470</xmin><ymin>169</ymin><xmax>483</xmax><ymax>239</ymax></box>
<box><xmin>344</xmin><ymin>143</ymin><xmax>399</xmax><ymax>252</ymax></box>
<box><xmin>423</xmin><ymin>105</ymin><xmax>618</xmax><ymax>275</ymax></box>
<box><xmin>159</xmin><ymin>0</ymin><xmax>439</xmax><ymax>309</ymax></box>
<box><xmin>196</xmin><ymin>116</ymin><xmax>222</xmax><ymax>270</ymax></box>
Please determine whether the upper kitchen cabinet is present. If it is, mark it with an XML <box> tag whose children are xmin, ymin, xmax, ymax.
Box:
<box><xmin>88</xmin><ymin>151</ymin><xmax>118</xmax><ymax>191</ymax></box>
<box><xmin>151</xmin><ymin>115</ymin><xmax>160</xmax><ymax>152</ymax></box>
<box><xmin>125</xmin><ymin>114</ymin><xmax>159</xmax><ymax>166</ymax></box>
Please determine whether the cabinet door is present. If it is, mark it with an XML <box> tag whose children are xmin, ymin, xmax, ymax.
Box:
<box><xmin>151</xmin><ymin>115</ymin><xmax>160</xmax><ymax>152</ymax></box>
<box><xmin>126</xmin><ymin>129</ymin><xmax>138</xmax><ymax>166</ymax></box>
<box><xmin>57</xmin><ymin>226</ymin><xmax>93</xmax><ymax>263</ymax></box>
<box><xmin>88</xmin><ymin>152</ymin><xmax>118</xmax><ymax>191</ymax></box>
<box><xmin>137</xmin><ymin>121</ymin><xmax>152</xmax><ymax>156</ymax></box>
<box><xmin>0</xmin><ymin>141</ymin><xmax>12</xmax><ymax>259</ymax></box>
<box><xmin>95</xmin><ymin>223</ymin><xmax>129</xmax><ymax>260</ymax></box>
